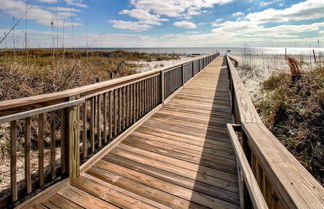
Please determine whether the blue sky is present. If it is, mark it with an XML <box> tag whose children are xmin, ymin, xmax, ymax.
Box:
<box><xmin>0</xmin><ymin>0</ymin><xmax>323</xmax><ymax>48</ymax></box>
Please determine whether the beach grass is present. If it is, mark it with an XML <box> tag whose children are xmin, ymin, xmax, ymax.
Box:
<box><xmin>0</xmin><ymin>49</ymin><xmax>179</xmax><ymax>101</ymax></box>
<box><xmin>255</xmin><ymin>59</ymin><xmax>324</xmax><ymax>184</ymax></box>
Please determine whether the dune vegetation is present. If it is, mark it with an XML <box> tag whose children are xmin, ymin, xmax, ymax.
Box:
<box><xmin>0</xmin><ymin>49</ymin><xmax>179</xmax><ymax>101</ymax></box>
<box><xmin>255</xmin><ymin>57</ymin><xmax>323</xmax><ymax>185</ymax></box>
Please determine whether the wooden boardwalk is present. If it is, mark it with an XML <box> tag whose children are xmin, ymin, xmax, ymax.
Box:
<box><xmin>23</xmin><ymin>57</ymin><xmax>240</xmax><ymax>209</ymax></box>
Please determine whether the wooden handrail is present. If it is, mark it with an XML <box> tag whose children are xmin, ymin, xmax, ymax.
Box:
<box><xmin>243</xmin><ymin>123</ymin><xmax>324</xmax><ymax>209</ymax></box>
<box><xmin>0</xmin><ymin>55</ymin><xmax>212</xmax><ymax>114</ymax></box>
<box><xmin>227</xmin><ymin>55</ymin><xmax>239</xmax><ymax>67</ymax></box>
<box><xmin>226</xmin><ymin>55</ymin><xmax>324</xmax><ymax>209</ymax></box>
<box><xmin>0</xmin><ymin>98</ymin><xmax>85</xmax><ymax>123</ymax></box>
<box><xmin>226</xmin><ymin>56</ymin><xmax>261</xmax><ymax>124</ymax></box>
<box><xmin>227</xmin><ymin>124</ymin><xmax>268</xmax><ymax>209</ymax></box>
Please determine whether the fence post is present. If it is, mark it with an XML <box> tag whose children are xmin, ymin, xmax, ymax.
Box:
<box><xmin>199</xmin><ymin>59</ymin><xmax>201</xmax><ymax>71</ymax></box>
<box><xmin>181</xmin><ymin>64</ymin><xmax>185</xmax><ymax>86</ymax></box>
<box><xmin>67</xmin><ymin>95</ymin><xmax>81</xmax><ymax>181</ymax></box>
<box><xmin>192</xmin><ymin>61</ymin><xmax>194</xmax><ymax>77</ymax></box>
<box><xmin>160</xmin><ymin>71</ymin><xmax>165</xmax><ymax>105</ymax></box>
<box><xmin>313</xmin><ymin>50</ymin><xmax>317</xmax><ymax>63</ymax></box>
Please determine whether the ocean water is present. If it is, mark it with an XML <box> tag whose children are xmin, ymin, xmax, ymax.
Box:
<box><xmin>86</xmin><ymin>47</ymin><xmax>324</xmax><ymax>56</ymax></box>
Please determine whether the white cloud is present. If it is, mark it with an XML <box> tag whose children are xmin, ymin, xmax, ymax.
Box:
<box><xmin>174</xmin><ymin>21</ymin><xmax>197</xmax><ymax>29</ymax></box>
<box><xmin>37</xmin><ymin>0</ymin><xmax>58</xmax><ymax>3</ymax></box>
<box><xmin>260</xmin><ymin>1</ymin><xmax>272</xmax><ymax>7</ymax></box>
<box><xmin>212</xmin><ymin>18</ymin><xmax>224</xmax><ymax>26</ymax></box>
<box><xmin>129</xmin><ymin>0</ymin><xmax>234</xmax><ymax>18</ymax></box>
<box><xmin>48</xmin><ymin>7</ymin><xmax>81</xmax><ymax>12</ymax></box>
<box><xmin>0</xmin><ymin>0</ymin><xmax>82</xmax><ymax>27</ymax></box>
<box><xmin>109</xmin><ymin>20</ymin><xmax>152</xmax><ymax>32</ymax></box>
<box><xmin>208</xmin><ymin>20</ymin><xmax>324</xmax><ymax>46</ymax></box>
<box><xmin>119</xmin><ymin>9</ymin><xmax>168</xmax><ymax>25</ymax></box>
<box><xmin>64</xmin><ymin>0</ymin><xmax>87</xmax><ymax>8</ymax></box>
<box><xmin>233</xmin><ymin>12</ymin><xmax>244</xmax><ymax>17</ymax></box>
<box><xmin>112</xmin><ymin>0</ymin><xmax>234</xmax><ymax>31</ymax></box>
<box><xmin>259</xmin><ymin>0</ymin><xmax>284</xmax><ymax>7</ymax></box>
<box><xmin>247</xmin><ymin>0</ymin><xmax>324</xmax><ymax>23</ymax></box>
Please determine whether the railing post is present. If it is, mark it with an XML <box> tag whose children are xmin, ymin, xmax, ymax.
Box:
<box><xmin>160</xmin><ymin>71</ymin><xmax>165</xmax><ymax>105</ymax></box>
<box><xmin>192</xmin><ymin>61</ymin><xmax>194</xmax><ymax>77</ymax></box>
<box><xmin>67</xmin><ymin>95</ymin><xmax>81</xmax><ymax>181</ymax></box>
<box><xmin>199</xmin><ymin>59</ymin><xmax>201</xmax><ymax>71</ymax></box>
<box><xmin>181</xmin><ymin>64</ymin><xmax>185</xmax><ymax>86</ymax></box>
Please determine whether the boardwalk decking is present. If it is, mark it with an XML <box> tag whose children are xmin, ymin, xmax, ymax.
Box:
<box><xmin>23</xmin><ymin>57</ymin><xmax>240</xmax><ymax>209</ymax></box>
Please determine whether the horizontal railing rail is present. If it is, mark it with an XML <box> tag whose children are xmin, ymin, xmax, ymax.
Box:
<box><xmin>227</xmin><ymin>124</ymin><xmax>268</xmax><ymax>209</ymax></box>
<box><xmin>0</xmin><ymin>99</ymin><xmax>85</xmax><ymax>124</ymax></box>
<box><xmin>0</xmin><ymin>53</ymin><xmax>219</xmax><ymax>208</ymax></box>
<box><xmin>0</xmin><ymin>55</ymin><xmax>214</xmax><ymax>115</ymax></box>
<box><xmin>226</xmin><ymin>56</ymin><xmax>324</xmax><ymax>209</ymax></box>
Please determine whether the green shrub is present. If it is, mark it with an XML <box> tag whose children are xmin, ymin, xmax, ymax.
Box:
<box><xmin>256</xmin><ymin>67</ymin><xmax>324</xmax><ymax>184</ymax></box>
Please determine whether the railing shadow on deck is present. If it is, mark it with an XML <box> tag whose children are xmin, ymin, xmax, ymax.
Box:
<box><xmin>187</xmin><ymin>58</ymin><xmax>240</xmax><ymax>209</ymax></box>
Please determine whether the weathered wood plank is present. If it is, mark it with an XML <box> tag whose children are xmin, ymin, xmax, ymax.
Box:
<box><xmin>243</xmin><ymin>123</ymin><xmax>324</xmax><ymax>208</ymax></box>
<box><xmin>50</xmin><ymin>112</ymin><xmax>56</xmax><ymax>180</ymax></box>
<box><xmin>73</xmin><ymin>175</ymin><xmax>164</xmax><ymax>209</ymax></box>
<box><xmin>10</xmin><ymin>120</ymin><xmax>17</xmax><ymax>202</ymax></box>
<box><xmin>101</xmin><ymin>156</ymin><xmax>239</xmax><ymax>204</ymax></box>
<box><xmin>226</xmin><ymin>56</ymin><xmax>261</xmax><ymax>124</ymax></box>
<box><xmin>112</xmin><ymin>144</ymin><xmax>237</xmax><ymax>183</ymax></box>
<box><xmin>95</xmin><ymin>160</ymin><xmax>239</xmax><ymax>208</ymax></box>
<box><xmin>25</xmin><ymin>117</ymin><xmax>32</xmax><ymax>194</ymax></box>
<box><xmin>86</xmin><ymin>166</ymin><xmax>209</xmax><ymax>209</ymax></box>
<box><xmin>58</xmin><ymin>185</ymin><xmax>119</xmax><ymax>209</ymax></box>
<box><xmin>227</xmin><ymin>124</ymin><xmax>268</xmax><ymax>209</ymax></box>
<box><xmin>42</xmin><ymin>194</ymin><xmax>84</xmax><ymax>209</ymax></box>
<box><xmin>97</xmin><ymin>94</ymin><xmax>102</xmax><ymax>148</ymax></box>
<box><xmin>68</xmin><ymin>97</ymin><xmax>80</xmax><ymax>181</ymax></box>
<box><xmin>90</xmin><ymin>97</ymin><xmax>95</xmax><ymax>153</ymax></box>
<box><xmin>38</xmin><ymin>114</ymin><xmax>45</xmax><ymax>186</ymax></box>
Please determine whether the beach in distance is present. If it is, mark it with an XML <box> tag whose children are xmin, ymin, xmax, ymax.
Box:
<box><xmin>85</xmin><ymin>47</ymin><xmax>324</xmax><ymax>55</ymax></box>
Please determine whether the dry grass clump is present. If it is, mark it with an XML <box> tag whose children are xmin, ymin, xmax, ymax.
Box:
<box><xmin>256</xmin><ymin>66</ymin><xmax>324</xmax><ymax>185</ymax></box>
<box><xmin>0</xmin><ymin>49</ymin><xmax>179</xmax><ymax>101</ymax></box>
<box><xmin>285</xmin><ymin>56</ymin><xmax>303</xmax><ymax>75</ymax></box>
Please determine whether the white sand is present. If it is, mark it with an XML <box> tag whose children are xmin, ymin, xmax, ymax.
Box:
<box><xmin>234</xmin><ymin>54</ymin><xmax>324</xmax><ymax>101</ymax></box>
<box><xmin>129</xmin><ymin>55</ymin><xmax>204</xmax><ymax>72</ymax></box>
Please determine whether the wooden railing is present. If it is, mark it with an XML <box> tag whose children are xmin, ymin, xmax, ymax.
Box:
<box><xmin>0</xmin><ymin>54</ymin><xmax>218</xmax><ymax>208</ymax></box>
<box><xmin>226</xmin><ymin>56</ymin><xmax>324</xmax><ymax>209</ymax></box>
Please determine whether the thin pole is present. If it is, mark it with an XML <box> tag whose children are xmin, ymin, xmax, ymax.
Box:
<box><xmin>12</xmin><ymin>17</ymin><xmax>16</xmax><ymax>60</ymax></box>
<box><xmin>51</xmin><ymin>18</ymin><xmax>55</xmax><ymax>66</ymax></box>
<box><xmin>63</xmin><ymin>17</ymin><xmax>65</xmax><ymax>56</ymax></box>
<box><xmin>56</xmin><ymin>11</ymin><xmax>59</xmax><ymax>50</ymax></box>
<box><xmin>71</xmin><ymin>18</ymin><xmax>75</xmax><ymax>50</ymax></box>
<box><xmin>25</xmin><ymin>0</ymin><xmax>28</xmax><ymax>65</ymax></box>
<box><xmin>86</xmin><ymin>19</ymin><xmax>89</xmax><ymax>57</ymax></box>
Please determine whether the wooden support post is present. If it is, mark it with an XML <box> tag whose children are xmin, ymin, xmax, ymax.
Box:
<box><xmin>25</xmin><ymin>117</ymin><xmax>32</xmax><ymax>194</ymax></box>
<box><xmin>67</xmin><ymin>96</ymin><xmax>81</xmax><ymax>181</ymax></box>
<box><xmin>160</xmin><ymin>71</ymin><xmax>165</xmax><ymax>105</ymax></box>
<box><xmin>313</xmin><ymin>49</ymin><xmax>317</xmax><ymax>63</ymax></box>
<box><xmin>181</xmin><ymin>64</ymin><xmax>185</xmax><ymax>86</ymax></box>
<box><xmin>38</xmin><ymin>114</ymin><xmax>45</xmax><ymax>186</ymax></box>
<box><xmin>10</xmin><ymin>120</ymin><xmax>17</xmax><ymax>202</ymax></box>
<box><xmin>192</xmin><ymin>61</ymin><xmax>194</xmax><ymax>76</ymax></box>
